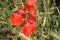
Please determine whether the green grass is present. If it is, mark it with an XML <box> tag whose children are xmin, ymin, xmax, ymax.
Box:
<box><xmin>0</xmin><ymin>0</ymin><xmax>60</xmax><ymax>40</ymax></box>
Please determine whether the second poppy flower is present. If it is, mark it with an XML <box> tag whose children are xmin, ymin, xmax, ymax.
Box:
<box><xmin>10</xmin><ymin>12</ymin><xmax>23</xmax><ymax>26</ymax></box>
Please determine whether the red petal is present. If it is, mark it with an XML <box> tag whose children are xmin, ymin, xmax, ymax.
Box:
<box><xmin>29</xmin><ymin>16</ymin><xmax>36</xmax><ymax>21</ymax></box>
<box><xmin>10</xmin><ymin>13</ymin><xmax>23</xmax><ymax>26</ymax></box>
<box><xmin>24</xmin><ymin>3</ymin><xmax>29</xmax><ymax>10</ymax></box>
<box><xmin>21</xmin><ymin>20</ymin><xmax>36</xmax><ymax>37</ymax></box>
<box><xmin>30</xmin><ymin>6</ymin><xmax>36</xmax><ymax>17</ymax></box>
<box><xmin>17</xmin><ymin>8</ymin><xmax>26</xmax><ymax>18</ymax></box>
<box><xmin>27</xmin><ymin>0</ymin><xmax>37</xmax><ymax>6</ymax></box>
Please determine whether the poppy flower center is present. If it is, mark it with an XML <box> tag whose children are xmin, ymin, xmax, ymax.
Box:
<box><xmin>30</xmin><ymin>21</ymin><xmax>33</xmax><ymax>24</ymax></box>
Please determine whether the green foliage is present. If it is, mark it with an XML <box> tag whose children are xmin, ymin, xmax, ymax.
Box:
<box><xmin>0</xmin><ymin>0</ymin><xmax>60</xmax><ymax>40</ymax></box>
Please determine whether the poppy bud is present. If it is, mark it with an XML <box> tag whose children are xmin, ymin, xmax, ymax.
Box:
<box><xmin>10</xmin><ymin>12</ymin><xmax>23</xmax><ymax>26</ymax></box>
<box><xmin>21</xmin><ymin>20</ymin><xmax>36</xmax><ymax>37</ymax></box>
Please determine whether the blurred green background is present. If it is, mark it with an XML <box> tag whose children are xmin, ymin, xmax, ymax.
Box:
<box><xmin>0</xmin><ymin>0</ymin><xmax>60</xmax><ymax>40</ymax></box>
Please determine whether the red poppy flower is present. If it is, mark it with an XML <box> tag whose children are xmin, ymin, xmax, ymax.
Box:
<box><xmin>16</xmin><ymin>8</ymin><xmax>26</xmax><ymax>18</ymax></box>
<box><xmin>10</xmin><ymin>12</ymin><xmax>23</xmax><ymax>26</ymax></box>
<box><xmin>21</xmin><ymin>20</ymin><xmax>36</xmax><ymax>37</ymax></box>
<box><xmin>29</xmin><ymin>6</ymin><xmax>36</xmax><ymax>18</ymax></box>
<box><xmin>26</xmin><ymin>0</ymin><xmax>37</xmax><ymax>6</ymax></box>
